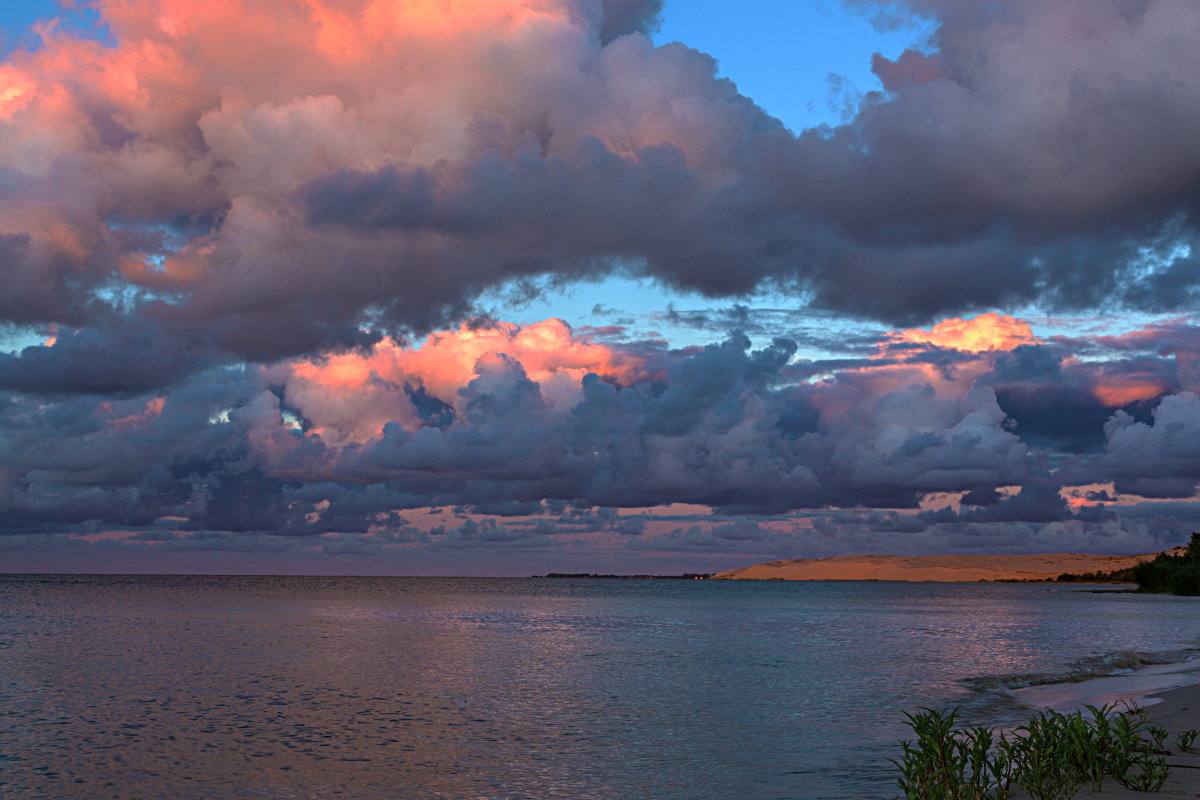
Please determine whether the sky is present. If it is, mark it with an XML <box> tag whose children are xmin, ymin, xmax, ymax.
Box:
<box><xmin>1</xmin><ymin>0</ymin><xmax>1199</xmax><ymax>576</ymax></box>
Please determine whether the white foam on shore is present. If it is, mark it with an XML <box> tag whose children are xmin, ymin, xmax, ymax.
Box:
<box><xmin>1013</xmin><ymin>658</ymin><xmax>1200</xmax><ymax>712</ymax></box>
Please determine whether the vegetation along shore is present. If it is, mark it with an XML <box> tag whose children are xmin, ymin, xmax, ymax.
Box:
<box><xmin>892</xmin><ymin>534</ymin><xmax>1200</xmax><ymax>798</ymax></box>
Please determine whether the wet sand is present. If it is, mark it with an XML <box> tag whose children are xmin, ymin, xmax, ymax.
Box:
<box><xmin>1012</xmin><ymin>661</ymin><xmax>1200</xmax><ymax>799</ymax></box>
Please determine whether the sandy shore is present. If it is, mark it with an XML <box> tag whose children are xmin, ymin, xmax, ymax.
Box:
<box><xmin>713</xmin><ymin>551</ymin><xmax>1182</xmax><ymax>582</ymax></box>
<box><xmin>1011</xmin><ymin>661</ymin><xmax>1200</xmax><ymax>799</ymax></box>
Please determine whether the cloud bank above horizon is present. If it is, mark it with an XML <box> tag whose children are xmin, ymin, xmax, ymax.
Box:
<box><xmin>2</xmin><ymin>0</ymin><xmax>1200</xmax><ymax>573</ymax></box>
<box><xmin>5</xmin><ymin>310</ymin><xmax>1200</xmax><ymax>573</ymax></box>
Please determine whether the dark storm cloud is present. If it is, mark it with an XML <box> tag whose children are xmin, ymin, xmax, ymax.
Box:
<box><xmin>0</xmin><ymin>319</ymin><xmax>211</xmax><ymax>394</ymax></box>
<box><xmin>0</xmin><ymin>329</ymin><xmax>1029</xmax><ymax>540</ymax></box>
<box><xmin>922</xmin><ymin>483</ymin><xmax>1095</xmax><ymax>525</ymax></box>
<box><xmin>7</xmin><ymin>307</ymin><xmax>1199</xmax><ymax>546</ymax></box>
<box><xmin>624</xmin><ymin>520</ymin><xmax>801</xmax><ymax>554</ymax></box>
<box><xmin>984</xmin><ymin>343</ymin><xmax>1173</xmax><ymax>453</ymax></box>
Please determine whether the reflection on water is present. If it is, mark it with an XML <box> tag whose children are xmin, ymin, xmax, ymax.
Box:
<box><xmin>1</xmin><ymin>576</ymin><xmax>1198</xmax><ymax>799</ymax></box>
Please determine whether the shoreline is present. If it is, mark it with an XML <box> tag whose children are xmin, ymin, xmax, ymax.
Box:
<box><xmin>1013</xmin><ymin>657</ymin><xmax>1200</xmax><ymax>713</ymax></box>
<box><xmin>1009</xmin><ymin>659</ymin><xmax>1200</xmax><ymax>799</ymax></box>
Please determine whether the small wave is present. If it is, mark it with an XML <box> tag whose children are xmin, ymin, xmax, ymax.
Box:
<box><xmin>964</xmin><ymin>647</ymin><xmax>1200</xmax><ymax>700</ymax></box>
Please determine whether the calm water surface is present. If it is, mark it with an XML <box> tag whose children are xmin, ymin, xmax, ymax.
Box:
<box><xmin>2</xmin><ymin>575</ymin><xmax>1199</xmax><ymax>799</ymax></box>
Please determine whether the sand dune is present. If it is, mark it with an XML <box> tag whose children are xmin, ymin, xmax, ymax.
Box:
<box><xmin>712</xmin><ymin>550</ymin><xmax>1183</xmax><ymax>582</ymax></box>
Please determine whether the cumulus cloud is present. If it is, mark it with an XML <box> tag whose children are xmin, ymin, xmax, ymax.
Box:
<box><xmin>1082</xmin><ymin>392</ymin><xmax>1200</xmax><ymax>499</ymax></box>
<box><xmin>1</xmin><ymin>0</ymin><xmax>1199</xmax><ymax>389</ymax></box>
<box><xmin>274</xmin><ymin>317</ymin><xmax>656</xmax><ymax>443</ymax></box>
<box><xmin>3</xmin><ymin>0</ymin><xmax>1200</xmax><ymax>568</ymax></box>
<box><xmin>4</xmin><ymin>310</ymin><xmax>1197</xmax><ymax>568</ymax></box>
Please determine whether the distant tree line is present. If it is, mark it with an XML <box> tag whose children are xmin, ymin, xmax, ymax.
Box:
<box><xmin>1131</xmin><ymin>533</ymin><xmax>1200</xmax><ymax>595</ymax></box>
<box><xmin>1055</xmin><ymin>566</ymin><xmax>1138</xmax><ymax>584</ymax></box>
<box><xmin>1056</xmin><ymin>533</ymin><xmax>1200</xmax><ymax>595</ymax></box>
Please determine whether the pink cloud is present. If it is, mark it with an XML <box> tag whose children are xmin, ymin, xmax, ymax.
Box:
<box><xmin>279</xmin><ymin>317</ymin><xmax>653</xmax><ymax>444</ymax></box>
<box><xmin>809</xmin><ymin>313</ymin><xmax>1040</xmax><ymax>419</ymax></box>
<box><xmin>104</xmin><ymin>395</ymin><xmax>166</xmax><ymax>428</ymax></box>
<box><xmin>890</xmin><ymin>313</ymin><xmax>1038</xmax><ymax>354</ymax></box>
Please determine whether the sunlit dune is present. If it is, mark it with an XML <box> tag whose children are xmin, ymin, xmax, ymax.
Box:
<box><xmin>714</xmin><ymin>550</ymin><xmax>1181</xmax><ymax>582</ymax></box>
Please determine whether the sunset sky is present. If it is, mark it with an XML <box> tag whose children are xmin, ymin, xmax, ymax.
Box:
<box><xmin>2</xmin><ymin>0</ymin><xmax>1199</xmax><ymax>575</ymax></box>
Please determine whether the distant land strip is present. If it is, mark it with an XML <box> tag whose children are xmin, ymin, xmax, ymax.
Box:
<box><xmin>711</xmin><ymin>550</ymin><xmax>1187</xmax><ymax>583</ymax></box>
<box><xmin>534</xmin><ymin>573</ymin><xmax>713</xmax><ymax>580</ymax></box>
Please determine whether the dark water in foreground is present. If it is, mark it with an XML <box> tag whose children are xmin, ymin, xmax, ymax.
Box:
<box><xmin>2</xmin><ymin>576</ymin><xmax>1199</xmax><ymax>799</ymax></box>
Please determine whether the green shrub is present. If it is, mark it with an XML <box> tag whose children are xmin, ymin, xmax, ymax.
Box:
<box><xmin>891</xmin><ymin>708</ymin><xmax>1012</xmax><ymax>800</ymax></box>
<box><xmin>1134</xmin><ymin>533</ymin><xmax>1200</xmax><ymax>595</ymax></box>
<box><xmin>1009</xmin><ymin>710</ymin><xmax>1087</xmax><ymax>799</ymax></box>
<box><xmin>1055</xmin><ymin>567</ymin><xmax>1137</xmax><ymax>583</ymax></box>
<box><xmin>1055</xmin><ymin>533</ymin><xmax>1200</xmax><ymax>594</ymax></box>
<box><xmin>893</xmin><ymin>703</ymin><xmax>1176</xmax><ymax>799</ymax></box>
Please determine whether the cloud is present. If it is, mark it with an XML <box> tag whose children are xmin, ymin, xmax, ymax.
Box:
<box><xmin>4</xmin><ymin>311</ymin><xmax>1197</xmax><ymax>562</ymax></box>
<box><xmin>276</xmin><ymin>316</ymin><xmax>655</xmax><ymax>443</ymax></box>
<box><xmin>3</xmin><ymin>0</ymin><xmax>772</xmax><ymax>360</ymax></box>
<box><xmin>890</xmin><ymin>313</ymin><xmax>1037</xmax><ymax>353</ymax></box>
<box><xmin>1</xmin><ymin>0</ymin><xmax>1198</xmax><ymax>396</ymax></box>
<box><xmin>0</xmin><ymin>314</ymin><xmax>1022</xmax><ymax>533</ymax></box>
<box><xmin>3</xmin><ymin>0</ymin><xmax>1200</xmax><ymax>567</ymax></box>
<box><xmin>1085</xmin><ymin>392</ymin><xmax>1200</xmax><ymax>498</ymax></box>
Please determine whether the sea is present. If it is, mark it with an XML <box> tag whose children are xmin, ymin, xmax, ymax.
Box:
<box><xmin>2</xmin><ymin>575</ymin><xmax>1199</xmax><ymax>800</ymax></box>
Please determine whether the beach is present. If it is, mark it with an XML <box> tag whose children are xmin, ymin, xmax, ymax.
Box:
<box><xmin>1011</xmin><ymin>659</ymin><xmax>1200</xmax><ymax>800</ymax></box>
<box><xmin>1120</xmin><ymin>679</ymin><xmax>1200</xmax><ymax>800</ymax></box>
<box><xmin>1018</xmin><ymin>680</ymin><xmax>1200</xmax><ymax>799</ymax></box>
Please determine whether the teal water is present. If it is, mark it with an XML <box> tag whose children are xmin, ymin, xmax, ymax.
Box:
<box><xmin>1</xmin><ymin>575</ymin><xmax>1198</xmax><ymax>799</ymax></box>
